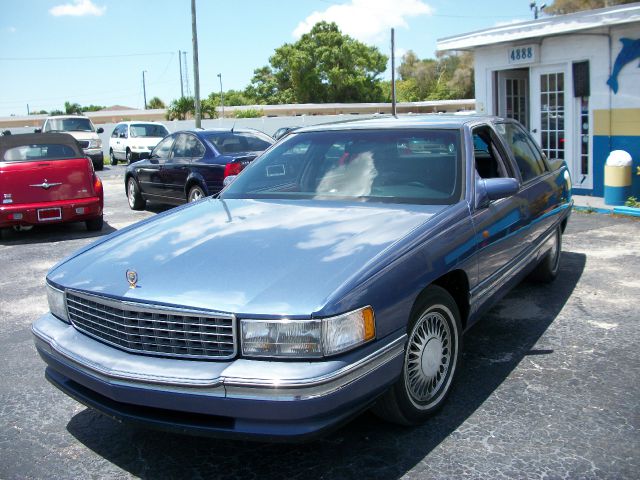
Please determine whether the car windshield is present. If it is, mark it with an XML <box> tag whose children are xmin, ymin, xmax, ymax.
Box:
<box><xmin>44</xmin><ymin>118</ymin><xmax>93</xmax><ymax>132</ymax></box>
<box><xmin>2</xmin><ymin>143</ymin><xmax>78</xmax><ymax>162</ymax></box>
<box><xmin>130</xmin><ymin>124</ymin><xmax>169</xmax><ymax>138</ymax></box>
<box><xmin>221</xmin><ymin>129</ymin><xmax>462</xmax><ymax>205</ymax></box>
<box><xmin>204</xmin><ymin>132</ymin><xmax>273</xmax><ymax>154</ymax></box>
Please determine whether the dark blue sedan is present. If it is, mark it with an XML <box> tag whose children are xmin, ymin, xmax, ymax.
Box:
<box><xmin>33</xmin><ymin>115</ymin><xmax>572</xmax><ymax>441</ymax></box>
<box><xmin>124</xmin><ymin>128</ymin><xmax>274</xmax><ymax>209</ymax></box>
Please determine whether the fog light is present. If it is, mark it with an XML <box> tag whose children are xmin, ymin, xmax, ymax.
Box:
<box><xmin>75</xmin><ymin>207</ymin><xmax>85</xmax><ymax>214</ymax></box>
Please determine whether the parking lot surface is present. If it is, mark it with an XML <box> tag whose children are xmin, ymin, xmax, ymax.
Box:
<box><xmin>1</xmin><ymin>165</ymin><xmax>638</xmax><ymax>479</ymax></box>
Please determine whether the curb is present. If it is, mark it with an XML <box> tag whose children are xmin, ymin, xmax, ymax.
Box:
<box><xmin>573</xmin><ymin>205</ymin><xmax>640</xmax><ymax>217</ymax></box>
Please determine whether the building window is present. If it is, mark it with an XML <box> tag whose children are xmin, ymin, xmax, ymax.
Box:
<box><xmin>540</xmin><ymin>72</ymin><xmax>564</xmax><ymax>160</ymax></box>
<box><xmin>579</xmin><ymin>97</ymin><xmax>589</xmax><ymax>175</ymax></box>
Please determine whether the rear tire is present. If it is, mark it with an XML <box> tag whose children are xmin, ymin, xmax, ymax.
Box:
<box><xmin>188</xmin><ymin>185</ymin><xmax>205</xmax><ymax>202</ymax></box>
<box><xmin>126</xmin><ymin>149</ymin><xmax>133</xmax><ymax>164</ymax></box>
<box><xmin>127</xmin><ymin>177</ymin><xmax>146</xmax><ymax>210</ymax></box>
<box><xmin>110</xmin><ymin>150</ymin><xmax>117</xmax><ymax>166</ymax></box>
<box><xmin>94</xmin><ymin>158</ymin><xmax>104</xmax><ymax>171</ymax></box>
<box><xmin>529</xmin><ymin>226</ymin><xmax>561</xmax><ymax>283</ymax></box>
<box><xmin>86</xmin><ymin>215</ymin><xmax>104</xmax><ymax>231</ymax></box>
<box><xmin>373</xmin><ymin>285</ymin><xmax>462</xmax><ymax>425</ymax></box>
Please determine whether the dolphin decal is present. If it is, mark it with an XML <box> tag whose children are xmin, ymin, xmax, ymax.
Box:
<box><xmin>607</xmin><ymin>38</ymin><xmax>640</xmax><ymax>94</ymax></box>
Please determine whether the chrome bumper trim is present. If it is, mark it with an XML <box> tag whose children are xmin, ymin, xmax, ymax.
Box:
<box><xmin>33</xmin><ymin>313</ymin><xmax>406</xmax><ymax>401</ymax></box>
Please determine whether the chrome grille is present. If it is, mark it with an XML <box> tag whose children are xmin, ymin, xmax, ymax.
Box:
<box><xmin>77</xmin><ymin>140</ymin><xmax>90</xmax><ymax>149</ymax></box>
<box><xmin>66</xmin><ymin>290</ymin><xmax>236</xmax><ymax>360</ymax></box>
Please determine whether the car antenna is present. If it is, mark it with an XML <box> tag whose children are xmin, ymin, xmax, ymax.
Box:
<box><xmin>230</xmin><ymin>122</ymin><xmax>236</xmax><ymax>133</ymax></box>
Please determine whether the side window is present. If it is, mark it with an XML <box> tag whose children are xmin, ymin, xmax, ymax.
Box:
<box><xmin>185</xmin><ymin>135</ymin><xmax>205</xmax><ymax>158</ymax></box>
<box><xmin>472</xmin><ymin>126</ymin><xmax>510</xmax><ymax>179</ymax></box>
<box><xmin>111</xmin><ymin>126</ymin><xmax>119</xmax><ymax>138</ymax></box>
<box><xmin>172</xmin><ymin>134</ymin><xmax>188</xmax><ymax>158</ymax></box>
<box><xmin>152</xmin><ymin>135</ymin><xmax>175</xmax><ymax>164</ymax></box>
<box><xmin>496</xmin><ymin>123</ymin><xmax>545</xmax><ymax>182</ymax></box>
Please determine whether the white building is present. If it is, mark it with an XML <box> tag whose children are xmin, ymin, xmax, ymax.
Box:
<box><xmin>438</xmin><ymin>3</ymin><xmax>640</xmax><ymax>197</ymax></box>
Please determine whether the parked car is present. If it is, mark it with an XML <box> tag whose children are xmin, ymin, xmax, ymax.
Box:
<box><xmin>124</xmin><ymin>128</ymin><xmax>274</xmax><ymax>210</ymax></box>
<box><xmin>36</xmin><ymin>115</ymin><xmax>105</xmax><ymax>170</ymax></box>
<box><xmin>0</xmin><ymin>133</ymin><xmax>103</xmax><ymax>237</ymax></box>
<box><xmin>273</xmin><ymin>125</ymin><xmax>300</xmax><ymax>141</ymax></box>
<box><xmin>32</xmin><ymin>116</ymin><xmax>572</xmax><ymax>441</ymax></box>
<box><xmin>108</xmin><ymin>121</ymin><xmax>170</xmax><ymax>165</ymax></box>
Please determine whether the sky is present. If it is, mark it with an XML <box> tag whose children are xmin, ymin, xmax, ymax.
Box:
<box><xmin>0</xmin><ymin>0</ymin><xmax>536</xmax><ymax>117</ymax></box>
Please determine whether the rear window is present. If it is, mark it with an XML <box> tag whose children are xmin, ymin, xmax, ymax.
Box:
<box><xmin>204</xmin><ymin>132</ymin><xmax>273</xmax><ymax>154</ymax></box>
<box><xmin>43</xmin><ymin>118</ymin><xmax>94</xmax><ymax>132</ymax></box>
<box><xmin>2</xmin><ymin>144</ymin><xmax>79</xmax><ymax>162</ymax></box>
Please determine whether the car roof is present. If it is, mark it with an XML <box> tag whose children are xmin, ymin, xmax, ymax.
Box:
<box><xmin>45</xmin><ymin>115</ymin><xmax>91</xmax><ymax>120</ymax></box>
<box><xmin>117</xmin><ymin>121</ymin><xmax>165</xmax><ymax>126</ymax></box>
<box><xmin>293</xmin><ymin>114</ymin><xmax>507</xmax><ymax>133</ymax></box>
<box><xmin>0</xmin><ymin>132</ymin><xmax>83</xmax><ymax>158</ymax></box>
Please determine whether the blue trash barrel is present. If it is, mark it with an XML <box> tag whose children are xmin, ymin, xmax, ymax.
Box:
<box><xmin>604</xmin><ymin>150</ymin><xmax>632</xmax><ymax>206</ymax></box>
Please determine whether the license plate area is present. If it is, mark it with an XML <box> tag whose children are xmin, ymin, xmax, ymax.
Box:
<box><xmin>38</xmin><ymin>207</ymin><xmax>62</xmax><ymax>221</ymax></box>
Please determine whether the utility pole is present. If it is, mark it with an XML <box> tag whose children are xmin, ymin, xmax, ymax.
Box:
<box><xmin>178</xmin><ymin>50</ymin><xmax>184</xmax><ymax>97</ymax></box>
<box><xmin>183</xmin><ymin>52</ymin><xmax>191</xmax><ymax>96</ymax></box>
<box><xmin>191</xmin><ymin>0</ymin><xmax>201</xmax><ymax>128</ymax></box>
<box><xmin>217</xmin><ymin>73</ymin><xmax>224</xmax><ymax>119</ymax></box>
<box><xmin>391</xmin><ymin>28</ymin><xmax>396</xmax><ymax>117</ymax></box>
<box><xmin>142</xmin><ymin>70</ymin><xmax>147</xmax><ymax>109</ymax></box>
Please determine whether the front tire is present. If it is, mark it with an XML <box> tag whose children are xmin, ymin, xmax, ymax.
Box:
<box><xmin>188</xmin><ymin>185</ymin><xmax>205</xmax><ymax>202</ymax></box>
<box><xmin>373</xmin><ymin>286</ymin><xmax>461</xmax><ymax>425</ymax></box>
<box><xmin>110</xmin><ymin>149</ymin><xmax>117</xmax><ymax>166</ymax></box>
<box><xmin>529</xmin><ymin>226</ymin><xmax>561</xmax><ymax>283</ymax></box>
<box><xmin>127</xmin><ymin>177</ymin><xmax>146</xmax><ymax>210</ymax></box>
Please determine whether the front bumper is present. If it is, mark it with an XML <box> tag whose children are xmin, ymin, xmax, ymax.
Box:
<box><xmin>84</xmin><ymin>149</ymin><xmax>103</xmax><ymax>164</ymax></box>
<box><xmin>32</xmin><ymin>312</ymin><xmax>405</xmax><ymax>441</ymax></box>
<box><xmin>0</xmin><ymin>197</ymin><xmax>102</xmax><ymax>228</ymax></box>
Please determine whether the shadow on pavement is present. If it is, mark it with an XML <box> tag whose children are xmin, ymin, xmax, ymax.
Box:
<box><xmin>66</xmin><ymin>251</ymin><xmax>586</xmax><ymax>480</ymax></box>
<box><xmin>0</xmin><ymin>221</ymin><xmax>117</xmax><ymax>245</ymax></box>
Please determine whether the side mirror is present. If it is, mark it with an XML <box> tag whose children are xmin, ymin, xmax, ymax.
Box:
<box><xmin>34</xmin><ymin>128</ymin><xmax>42</xmax><ymax>133</ymax></box>
<box><xmin>476</xmin><ymin>177</ymin><xmax>519</xmax><ymax>208</ymax></box>
<box><xmin>119</xmin><ymin>133</ymin><xmax>127</xmax><ymax>138</ymax></box>
<box><xmin>96</xmin><ymin>127</ymin><xmax>104</xmax><ymax>134</ymax></box>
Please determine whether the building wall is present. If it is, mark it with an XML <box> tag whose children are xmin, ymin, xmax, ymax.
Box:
<box><xmin>473</xmin><ymin>23</ymin><xmax>640</xmax><ymax>197</ymax></box>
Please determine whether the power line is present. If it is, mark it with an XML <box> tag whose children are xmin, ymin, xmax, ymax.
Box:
<box><xmin>0</xmin><ymin>52</ymin><xmax>175</xmax><ymax>61</ymax></box>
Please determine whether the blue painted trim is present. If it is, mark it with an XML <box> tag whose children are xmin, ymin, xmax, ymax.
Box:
<box><xmin>613</xmin><ymin>206</ymin><xmax>640</xmax><ymax>217</ymax></box>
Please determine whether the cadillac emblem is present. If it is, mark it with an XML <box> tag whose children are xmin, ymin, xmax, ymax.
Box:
<box><xmin>126</xmin><ymin>269</ymin><xmax>138</xmax><ymax>288</ymax></box>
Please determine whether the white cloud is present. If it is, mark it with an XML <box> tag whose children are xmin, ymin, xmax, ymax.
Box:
<box><xmin>49</xmin><ymin>0</ymin><xmax>106</xmax><ymax>17</ymax></box>
<box><xmin>293</xmin><ymin>0</ymin><xmax>433</xmax><ymax>44</ymax></box>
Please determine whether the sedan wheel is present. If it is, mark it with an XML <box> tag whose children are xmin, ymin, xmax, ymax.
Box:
<box><xmin>127</xmin><ymin>177</ymin><xmax>146</xmax><ymax>210</ymax></box>
<box><xmin>529</xmin><ymin>226</ymin><xmax>562</xmax><ymax>283</ymax></box>
<box><xmin>188</xmin><ymin>185</ymin><xmax>205</xmax><ymax>202</ymax></box>
<box><xmin>373</xmin><ymin>285</ymin><xmax>461</xmax><ymax>425</ymax></box>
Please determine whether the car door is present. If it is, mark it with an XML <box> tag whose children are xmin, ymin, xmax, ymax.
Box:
<box><xmin>109</xmin><ymin>126</ymin><xmax>120</xmax><ymax>158</ymax></box>
<box><xmin>468</xmin><ymin>123</ymin><xmax>532</xmax><ymax>309</ymax></box>
<box><xmin>160</xmin><ymin>133</ymin><xmax>198</xmax><ymax>201</ymax></box>
<box><xmin>494</xmin><ymin>121</ymin><xmax>557</xmax><ymax>247</ymax></box>
<box><xmin>137</xmin><ymin>134</ymin><xmax>175</xmax><ymax>197</ymax></box>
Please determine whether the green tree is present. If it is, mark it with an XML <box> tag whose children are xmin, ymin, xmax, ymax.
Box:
<box><xmin>166</xmin><ymin>96</ymin><xmax>194</xmax><ymax>120</ymax></box>
<box><xmin>249</xmin><ymin>21</ymin><xmax>387</xmax><ymax>104</ymax></box>
<box><xmin>81</xmin><ymin>104</ymin><xmax>106</xmax><ymax>112</ymax></box>
<box><xmin>64</xmin><ymin>101</ymin><xmax>82</xmax><ymax>114</ymax></box>
<box><xmin>147</xmin><ymin>97</ymin><xmax>166</xmax><ymax>109</ymax></box>
<box><xmin>200</xmin><ymin>96</ymin><xmax>218</xmax><ymax>119</ymax></box>
<box><xmin>544</xmin><ymin>0</ymin><xmax>635</xmax><ymax>15</ymax></box>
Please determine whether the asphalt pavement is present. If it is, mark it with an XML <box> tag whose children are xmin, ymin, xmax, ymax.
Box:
<box><xmin>1</xmin><ymin>165</ymin><xmax>638</xmax><ymax>479</ymax></box>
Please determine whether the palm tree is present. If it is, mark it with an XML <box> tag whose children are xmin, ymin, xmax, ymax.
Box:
<box><xmin>148</xmin><ymin>97</ymin><xmax>166</xmax><ymax>109</ymax></box>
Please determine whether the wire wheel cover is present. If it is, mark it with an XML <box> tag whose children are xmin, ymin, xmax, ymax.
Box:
<box><xmin>405</xmin><ymin>309</ymin><xmax>452</xmax><ymax>403</ymax></box>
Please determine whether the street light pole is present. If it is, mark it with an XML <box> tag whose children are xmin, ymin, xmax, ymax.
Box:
<box><xmin>217</xmin><ymin>73</ymin><xmax>224</xmax><ymax>119</ymax></box>
<box><xmin>191</xmin><ymin>0</ymin><xmax>201</xmax><ymax>128</ymax></box>
<box><xmin>142</xmin><ymin>70</ymin><xmax>148</xmax><ymax>109</ymax></box>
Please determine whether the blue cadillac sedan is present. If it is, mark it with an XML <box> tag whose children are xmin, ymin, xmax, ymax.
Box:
<box><xmin>33</xmin><ymin>115</ymin><xmax>572</xmax><ymax>441</ymax></box>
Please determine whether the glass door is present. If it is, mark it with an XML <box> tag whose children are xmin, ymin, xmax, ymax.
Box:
<box><xmin>539</xmin><ymin>71</ymin><xmax>565</xmax><ymax>161</ymax></box>
<box><xmin>498</xmin><ymin>69</ymin><xmax>529</xmax><ymax>128</ymax></box>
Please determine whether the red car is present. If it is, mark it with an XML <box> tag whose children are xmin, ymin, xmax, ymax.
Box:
<box><xmin>0</xmin><ymin>133</ymin><xmax>103</xmax><ymax>236</ymax></box>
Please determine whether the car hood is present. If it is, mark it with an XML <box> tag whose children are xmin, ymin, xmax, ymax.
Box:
<box><xmin>49</xmin><ymin>199</ymin><xmax>445</xmax><ymax>315</ymax></box>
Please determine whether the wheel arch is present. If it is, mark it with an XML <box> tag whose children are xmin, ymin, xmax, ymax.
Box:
<box><xmin>184</xmin><ymin>173</ymin><xmax>208</xmax><ymax>199</ymax></box>
<box><xmin>412</xmin><ymin>269</ymin><xmax>470</xmax><ymax>331</ymax></box>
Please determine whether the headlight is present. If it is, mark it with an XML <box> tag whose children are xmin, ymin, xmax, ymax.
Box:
<box><xmin>46</xmin><ymin>283</ymin><xmax>69</xmax><ymax>323</ymax></box>
<box><xmin>89</xmin><ymin>139</ymin><xmax>102</xmax><ymax>148</ymax></box>
<box><xmin>241</xmin><ymin>306</ymin><xmax>375</xmax><ymax>358</ymax></box>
